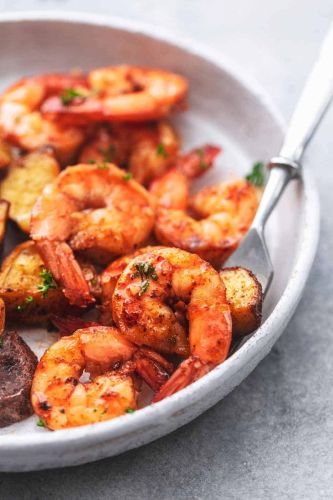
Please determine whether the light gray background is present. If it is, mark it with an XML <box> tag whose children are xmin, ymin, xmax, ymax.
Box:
<box><xmin>0</xmin><ymin>1</ymin><xmax>332</xmax><ymax>499</ymax></box>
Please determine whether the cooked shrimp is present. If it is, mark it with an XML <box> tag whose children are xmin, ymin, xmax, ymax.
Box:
<box><xmin>149</xmin><ymin>144</ymin><xmax>221</xmax><ymax>209</ymax></box>
<box><xmin>0</xmin><ymin>74</ymin><xmax>88</xmax><ymax>164</ymax></box>
<box><xmin>79</xmin><ymin>125</ymin><xmax>129</xmax><ymax>167</ymax></box>
<box><xmin>79</xmin><ymin>121</ymin><xmax>179</xmax><ymax>186</ymax></box>
<box><xmin>100</xmin><ymin>246</ymin><xmax>164</xmax><ymax>324</ymax></box>
<box><xmin>42</xmin><ymin>66</ymin><xmax>188</xmax><ymax>123</ymax></box>
<box><xmin>175</xmin><ymin>144</ymin><xmax>221</xmax><ymax>179</ymax></box>
<box><xmin>31</xmin><ymin>326</ymin><xmax>173</xmax><ymax>430</ymax></box>
<box><xmin>154</xmin><ymin>179</ymin><xmax>259</xmax><ymax>266</ymax></box>
<box><xmin>149</xmin><ymin>168</ymin><xmax>190</xmax><ymax>210</ymax></box>
<box><xmin>112</xmin><ymin>248</ymin><xmax>232</xmax><ymax>379</ymax></box>
<box><xmin>127</xmin><ymin>121</ymin><xmax>179</xmax><ymax>185</ymax></box>
<box><xmin>30</xmin><ymin>163</ymin><xmax>155</xmax><ymax>307</ymax></box>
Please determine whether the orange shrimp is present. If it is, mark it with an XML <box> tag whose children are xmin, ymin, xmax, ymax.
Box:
<box><xmin>42</xmin><ymin>66</ymin><xmax>188</xmax><ymax>123</ymax></box>
<box><xmin>30</xmin><ymin>163</ymin><xmax>155</xmax><ymax>307</ymax></box>
<box><xmin>100</xmin><ymin>246</ymin><xmax>164</xmax><ymax>324</ymax></box>
<box><xmin>79</xmin><ymin>121</ymin><xmax>179</xmax><ymax>185</ymax></box>
<box><xmin>112</xmin><ymin>248</ymin><xmax>232</xmax><ymax>392</ymax></box>
<box><xmin>154</xmin><ymin>179</ymin><xmax>259</xmax><ymax>266</ymax></box>
<box><xmin>31</xmin><ymin>325</ymin><xmax>173</xmax><ymax>430</ymax></box>
<box><xmin>0</xmin><ymin>74</ymin><xmax>88</xmax><ymax>164</ymax></box>
<box><xmin>149</xmin><ymin>144</ymin><xmax>221</xmax><ymax>209</ymax></box>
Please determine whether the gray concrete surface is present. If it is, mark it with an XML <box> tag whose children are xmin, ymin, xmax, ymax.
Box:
<box><xmin>0</xmin><ymin>1</ymin><xmax>332</xmax><ymax>498</ymax></box>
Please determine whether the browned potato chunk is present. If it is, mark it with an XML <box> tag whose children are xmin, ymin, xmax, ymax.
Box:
<box><xmin>0</xmin><ymin>199</ymin><xmax>9</xmax><ymax>250</ymax></box>
<box><xmin>0</xmin><ymin>149</ymin><xmax>60</xmax><ymax>233</ymax></box>
<box><xmin>0</xmin><ymin>140</ymin><xmax>12</xmax><ymax>170</ymax></box>
<box><xmin>220</xmin><ymin>266</ymin><xmax>263</xmax><ymax>337</ymax></box>
<box><xmin>0</xmin><ymin>241</ymin><xmax>99</xmax><ymax>325</ymax></box>
<box><xmin>0</xmin><ymin>241</ymin><xmax>68</xmax><ymax>324</ymax></box>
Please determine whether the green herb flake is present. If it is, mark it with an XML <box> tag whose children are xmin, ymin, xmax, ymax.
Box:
<box><xmin>90</xmin><ymin>277</ymin><xmax>98</xmax><ymax>286</ymax></box>
<box><xmin>0</xmin><ymin>337</ymin><xmax>3</xmax><ymax>349</ymax></box>
<box><xmin>196</xmin><ymin>148</ymin><xmax>208</xmax><ymax>170</ymax></box>
<box><xmin>131</xmin><ymin>262</ymin><xmax>158</xmax><ymax>296</ymax></box>
<box><xmin>36</xmin><ymin>418</ymin><xmax>46</xmax><ymax>428</ymax></box>
<box><xmin>245</xmin><ymin>161</ymin><xmax>266</xmax><ymax>187</ymax></box>
<box><xmin>60</xmin><ymin>87</ymin><xmax>87</xmax><ymax>106</ymax></box>
<box><xmin>125</xmin><ymin>407</ymin><xmax>136</xmax><ymax>414</ymax></box>
<box><xmin>97</xmin><ymin>163</ymin><xmax>109</xmax><ymax>170</ymax></box>
<box><xmin>99</xmin><ymin>144</ymin><xmax>116</xmax><ymax>162</ymax></box>
<box><xmin>87</xmin><ymin>159</ymin><xmax>97</xmax><ymax>164</ymax></box>
<box><xmin>139</xmin><ymin>279</ymin><xmax>149</xmax><ymax>296</ymax></box>
<box><xmin>156</xmin><ymin>143</ymin><xmax>168</xmax><ymax>158</ymax></box>
<box><xmin>122</xmin><ymin>172</ymin><xmax>133</xmax><ymax>181</ymax></box>
<box><xmin>15</xmin><ymin>295</ymin><xmax>34</xmax><ymax>312</ymax></box>
<box><xmin>37</xmin><ymin>269</ymin><xmax>56</xmax><ymax>297</ymax></box>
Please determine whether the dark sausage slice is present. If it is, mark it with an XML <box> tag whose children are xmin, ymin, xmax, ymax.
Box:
<box><xmin>0</xmin><ymin>331</ymin><xmax>37</xmax><ymax>427</ymax></box>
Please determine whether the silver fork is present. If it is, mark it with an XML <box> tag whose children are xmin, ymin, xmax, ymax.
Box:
<box><xmin>224</xmin><ymin>23</ymin><xmax>333</xmax><ymax>294</ymax></box>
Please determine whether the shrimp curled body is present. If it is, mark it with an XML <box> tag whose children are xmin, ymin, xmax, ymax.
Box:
<box><xmin>30</xmin><ymin>163</ymin><xmax>155</xmax><ymax>307</ymax></box>
<box><xmin>42</xmin><ymin>66</ymin><xmax>188</xmax><ymax>124</ymax></box>
<box><xmin>112</xmin><ymin>247</ymin><xmax>232</xmax><ymax>393</ymax></box>
<box><xmin>0</xmin><ymin>74</ymin><xmax>87</xmax><ymax>164</ymax></box>
<box><xmin>155</xmin><ymin>179</ymin><xmax>259</xmax><ymax>266</ymax></box>
<box><xmin>31</xmin><ymin>326</ymin><xmax>173</xmax><ymax>430</ymax></box>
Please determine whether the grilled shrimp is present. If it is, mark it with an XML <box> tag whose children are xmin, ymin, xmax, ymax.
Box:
<box><xmin>79</xmin><ymin>121</ymin><xmax>179</xmax><ymax>185</ymax></box>
<box><xmin>149</xmin><ymin>144</ymin><xmax>221</xmax><ymax>209</ymax></box>
<box><xmin>112</xmin><ymin>248</ymin><xmax>232</xmax><ymax>375</ymax></box>
<box><xmin>0</xmin><ymin>74</ymin><xmax>88</xmax><ymax>164</ymax></box>
<box><xmin>31</xmin><ymin>326</ymin><xmax>173</xmax><ymax>430</ymax></box>
<box><xmin>30</xmin><ymin>163</ymin><xmax>155</xmax><ymax>307</ymax></box>
<box><xmin>42</xmin><ymin>66</ymin><xmax>188</xmax><ymax>124</ymax></box>
<box><xmin>154</xmin><ymin>179</ymin><xmax>259</xmax><ymax>266</ymax></box>
<box><xmin>100</xmin><ymin>246</ymin><xmax>164</xmax><ymax>324</ymax></box>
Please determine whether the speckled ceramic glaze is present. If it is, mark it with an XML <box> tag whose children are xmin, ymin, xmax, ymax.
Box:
<box><xmin>0</xmin><ymin>11</ymin><xmax>319</xmax><ymax>472</ymax></box>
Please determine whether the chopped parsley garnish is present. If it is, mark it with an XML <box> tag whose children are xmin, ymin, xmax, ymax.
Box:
<box><xmin>97</xmin><ymin>163</ymin><xmax>109</xmax><ymax>170</ymax></box>
<box><xmin>99</xmin><ymin>144</ymin><xmax>116</xmax><ymax>162</ymax></box>
<box><xmin>36</xmin><ymin>418</ymin><xmax>46</xmax><ymax>427</ymax></box>
<box><xmin>123</xmin><ymin>172</ymin><xmax>133</xmax><ymax>181</ymax></box>
<box><xmin>88</xmin><ymin>159</ymin><xmax>97</xmax><ymax>164</ymax></box>
<box><xmin>15</xmin><ymin>295</ymin><xmax>34</xmax><ymax>312</ymax></box>
<box><xmin>0</xmin><ymin>337</ymin><xmax>3</xmax><ymax>348</ymax></box>
<box><xmin>131</xmin><ymin>262</ymin><xmax>158</xmax><ymax>296</ymax></box>
<box><xmin>139</xmin><ymin>280</ymin><xmax>149</xmax><ymax>296</ymax></box>
<box><xmin>37</xmin><ymin>269</ymin><xmax>56</xmax><ymax>297</ymax></box>
<box><xmin>60</xmin><ymin>87</ymin><xmax>87</xmax><ymax>106</ymax></box>
<box><xmin>125</xmin><ymin>407</ymin><xmax>136</xmax><ymax>414</ymax></box>
<box><xmin>196</xmin><ymin>148</ymin><xmax>208</xmax><ymax>170</ymax></box>
<box><xmin>90</xmin><ymin>277</ymin><xmax>98</xmax><ymax>286</ymax></box>
<box><xmin>245</xmin><ymin>161</ymin><xmax>266</xmax><ymax>187</ymax></box>
<box><xmin>156</xmin><ymin>143</ymin><xmax>168</xmax><ymax>158</ymax></box>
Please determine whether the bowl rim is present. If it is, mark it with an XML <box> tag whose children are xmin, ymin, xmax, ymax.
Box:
<box><xmin>0</xmin><ymin>10</ymin><xmax>320</xmax><ymax>451</ymax></box>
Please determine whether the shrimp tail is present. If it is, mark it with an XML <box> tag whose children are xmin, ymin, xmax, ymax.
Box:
<box><xmin>134</xmin><ymin>348</ymin><xmax>174</xmax><ymax>392</ymax></box>
<box><xmin>152</xmin><ymin>356</ymin><xmax>210</xmax><ymax>402</ymax></box>
<box><xmin>36</xmin><ymin>240</ymin><xmax>95</xmax><ymax>308</ymax></box>
<box><xmin>176</xmin><ymin>144</ymin><xmax>221</xmax><ymax>178</ymax></box>
<box><xmin>50</xmin><ymin>314</ymin><xmax>99</xmax><ymax>335</ymax></box>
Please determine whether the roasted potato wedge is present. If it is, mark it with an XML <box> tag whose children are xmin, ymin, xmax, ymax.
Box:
<box><xmin>0</xmin><ymin>140</ymin><xmax>12</xmax><ymax>170</ymax></box>
<box><xmin>0</xmin><ymin>199</ymin><xmax>9</xmax><ymax>251</ymax></box>
<box><xmin>220</xmin><ymin>266</ymin><xmax>262</xmax><ymax>337</ymax></box>
<box><xmin>0</xmin><ymin>241</ymin><xmax>99</xmax><ymax>325</ymax></box>
<box><xmin>0</xmin><ymin>149</ymin><xmax>60</xmax><ymax>233</ymax></box>
<box><xmin>0</xmin><ymin>240</ymin><xmax>68</xmax><ymax>324</ymax></box>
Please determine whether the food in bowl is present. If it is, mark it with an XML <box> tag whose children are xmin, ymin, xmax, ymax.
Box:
<box><xmin>0</xmin><ymin>65</ymin><xmax>263</xmax><ymax>430</ymax></box>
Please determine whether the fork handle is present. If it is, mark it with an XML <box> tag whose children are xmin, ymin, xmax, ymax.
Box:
<box><xmin>253</xmin><ymin>22</ymin><xmax>333</xmax><ymax>231</ymax></box>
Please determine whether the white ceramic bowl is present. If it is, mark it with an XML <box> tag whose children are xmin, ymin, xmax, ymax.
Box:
<box><xmin>0</xmin><ymin>11</ymin><xmax>319</xmax><ymax>472</ymax></box>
